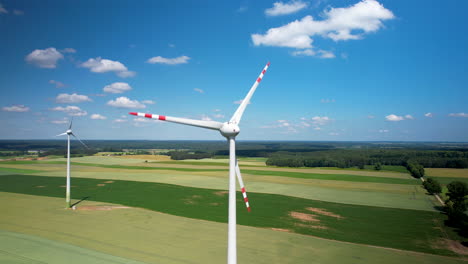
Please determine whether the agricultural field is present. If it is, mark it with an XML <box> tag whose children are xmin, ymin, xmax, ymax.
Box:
<box><xmin>0</xmin><ymin>155</ymin><xmax>467</xmax><ymax>263</ymax></box>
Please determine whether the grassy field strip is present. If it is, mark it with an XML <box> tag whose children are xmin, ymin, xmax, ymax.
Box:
<box><xmin>0</xmin><ymin>175</ymin><xmax>450</xmax><ymax>255</ymax></box>
<box><xmin>0</xmin><ymin>161</ymin><xmax>417</xmax><ymax>185</ymax></box>
<box><xmin>0</xmin><ymin>167</ymin><xmax>43</xmax><ymax>174</ymax></box>
<box><xmin>0</xmin><ymin>192</ymin><xmax>464</xmax><ymax>264</ymax></box>
<box><xmin>0</xmin><ymin>230</ymin><xmax>148</xmax><ymax>264</ymax></box>
<box><xmin>29</xmin><ymin>170</ymin><xmax>437</xmax><ymax>211</ymax></box>
<box><xmin>3</xmin><ymin>158</ymin><xmax>410</xmax><ymax>179</ymax></box>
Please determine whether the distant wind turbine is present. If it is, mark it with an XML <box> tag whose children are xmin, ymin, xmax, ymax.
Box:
<box><xmin>129</xmin><ymin>62</ymin><xmax>270</xmax><ymax>264</ymax></box>
<box><xmin>56</xmin><ymin>119</ymin><xmax>88</xmax><ymax>208</ymax></box>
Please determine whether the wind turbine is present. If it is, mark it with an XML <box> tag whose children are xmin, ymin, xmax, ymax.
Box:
<box><xmin>56</xmin><ymin>119</ymin><xmax>88</xmax><ymax>208</ymax></box>
<box><xmin>129</xmin><ymin>62</ymin><xmax>270</xmax><ymax>264</ymax></box>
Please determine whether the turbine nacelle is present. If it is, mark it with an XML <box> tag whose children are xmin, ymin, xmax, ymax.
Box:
<box><xmin>220</xmin><ymin>122</ymin><xmax>240</xmax><ymax>138</ymax></box>
<box><xmin>66</xmin><ymin>129</ymin><xmax>72</xmax><ymax>135</ymax></box>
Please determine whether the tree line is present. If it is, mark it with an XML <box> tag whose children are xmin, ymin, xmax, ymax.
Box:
<box><xmin>266</xmin><ymin>149</ymin><xmax>468</xmax><ymax>169</ymax></box>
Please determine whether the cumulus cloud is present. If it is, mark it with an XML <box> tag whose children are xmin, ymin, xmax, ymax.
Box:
<box><xmin>194</xmin><ymin>88</ymin><xmax>204</xmax><ymax>93</ymax></box>
<box><xmin>2</xmin><ymin>105</ymin><xmax>29</xmax><ymax>112</ymax></box>
<box><xmin>0</xmin><ymin>3</ymin><xmax>8</xmax><ymax>14</ymax></box>
<box><xmin>311</xmin><ymin>116</ymin><xmax>331</xmax><ymax>125</ymax></box>
<box><xmin>265</xmin><ymin>1</ymin><xmax>308</xmax><ymax>16</ymax></box>
<box><xmin>50</xmin><ymin>118</ymin><xmax>69</xmax><ymax>124</ymax></box>
<box><xmin>55</xmin><ymin>93</ymin><xmax>92</xmax><ymax>104</ymax></box>
<box><xmin>449</xmin><ymin>113</ymin><xmax>468</xmax><ymax>118</ymax></box>
<box><xmin>291</xmin><ymin>48</ymin><xmax>336</xmax><ymax>58</ymax></box>
<box><xmin>51</xmin><ymin>106</ymin><xmax>87</xmax><ymax>116</ymax></box>
<box><xmin>147</xmin><ymin>55</ymin><xmax>190</xmax><ymax>65</ymax></box>
<box><xmin>103</xmin><ymin>82</ymin><xmax>132</xmax><ymax>94</ymax></box>
<box><xmin>424</xmin><ymin>112</ymin><xmax>433</xmax><ymax>118</ymax></box>
<box><xmin>90</xmin><ymin>114</ymin><xmax>106</xmax><ymax>120</ymax></box>
<box><xmin>49</xmin><ymin>80</ymin><xmax>66</xmax><ymax>88</ymax></box>
<box><xmin>385</xmin><ymin>114</ymin><xmax>404</xmax><ymax>121</ymax></box>
<box><xmin>404</xmin><ymin>114</ymin><xmax>414</xmax><ymax>120</ymax></box>
<box><xmin>252</xmin><ymin>0</ymin><xmax>394</xmax><ymax>50</ymax></box>
<box><xmin>201</xmin><ymin>115</ymin><xmax>213</xmax><ymax>121</ymax></box>
<box><xmin>81</xmin><ymin>57</ymin><xmax>135</xmax><ymax>78</ymax></box>
<box><xmin>141</xmin><ymin>100</ymin><xmax>155</xmax><ymax>105</ymax></box>
<box><xmin>107</xmin><ymin>97</ymin><xmax>146</xmax><ymax>109</ymax></box>
<box><xmin>25</xmin><ymin>47</ymin><xmax>64</xmax><ymax>68</ymax></box>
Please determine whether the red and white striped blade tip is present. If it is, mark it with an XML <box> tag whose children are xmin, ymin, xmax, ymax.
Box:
<box><xmin>129</xmin><ymin>112</ymin><xmax>137</xmax><ymax>116</ymax></box>
<box><xmin>267</xmin><ymin>61</ymin><xmax>270</xmax><ymax>66</ymax></box>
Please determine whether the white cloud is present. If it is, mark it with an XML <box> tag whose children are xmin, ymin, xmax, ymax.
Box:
<box><xmin>292</xmin><ymin>49</ymin><xmax>336</xmax><ymax>58</ymax></box>
<box><xmin>265</xmin><ymin>1</ymin><xmax>308</xmax><ymax>16</ymax></box>
<box><xmin>51</xmin><ymin>105</ymin><xmax>87</xmax><ymax>116</ymax></box>
<box><xmin>201</xmin><ymin>115</ymin><xmax>212</xmax><ymax>121</ymax></box>
<box><xmin>2</xmin><ymin>105</ymin><xmax>29</xmax><ymax>112</ymax></box>
<box><xmin>385</xmin><ymin>114</ymin><xmax>415</xmax><ymax>121</ymax></box>
<box><xmin>90</xmin><ymin>114</ymin><xmax>107</xmax><ymax>120</ymax></box>
<box><xmin>141</xmin><ymin>100</ymin><xmax>155</xmax><ymax>105</ymax></box>
<box><xmin>385</xmin><ymin>114</ymin><xmax>404</xmax><ymax>121</ymax></box>
<box><xmin>107</xmin><ymin>97</ymin><xmax>146</xmax><ymax>109</ymax></box>
<box><xmin>81</xmin><ymin>57</ymin><xmax>135</xmax><ymax>78</ymax></box>
<box><xmin>449</xmin><ymin>113</ymin><xmax>468</xmax><ymax>118</ymax></box>
<box><xmin>320</xmin><ymin>98</ymin><xmax>336</xmax><ymax>103</ymax></box>
<box><xmin>50</xmin><ymin>118</ymin><xmax>69</xmax><ymax>124</ymax></box>
<box><xmin>300</xmin><ymin>121</ymin><xmax>311</xmax><ymax>127</ymax></box>
<box><xmin>379</xmin><ymin>129</ymin><xmax>389</xmax><ymax>133</ymax></box>
<box><xmin>194</xmin><ymin>88</ymin><xmax>204</xmax><ymax>93</ymax></box>
<box><xmin>424</xmin><ymin>112</ymin><xmax>433</xmax><ymax>118</ymax></box>
<box><xmin>0</xmin><ymin>3</ymin><xmax>8</xmax><ymax>14</ymax></box>
<box><xmin>311</xmin><ymin>116</ymin><xmax>330</xmax><ymax>125</ymax></box>
<box><xmin>214</xmin><ymin>109</ymin><xmax>221</xmax><ymax>112</ymax></box>
<box><xmin>213</xmin><ymin>114</ymin><xmax>225</xmax><ymax>119</ymax></box>
<box><xmin>314</xmin><ymin>127</ymin><xmax>321</xmax><ymax>130</ymax></box>
<box><xmin>25</xmin><ymin>47</ymin><xmax>64</xmax><ymax>68</ymax></box>
<box><xmin>103</xmin><ymin>82</ymin><xmax>132</xmax><ymax>94</ymax></box>
<box><xmin>367</xmin><ymin>115</ymin><xmax>375</xmax><ymax>119</ymax></box>
<box><xmin>133</xmin><ymin>117</ymin><xmax>152</xmax><ymax>123</ymax></box>
<box><xmin>49</xmin><ymin>80</ymin><xmax>66</xmax><ymax>88</ymax></box>
<box><xmin>317</xmin><ymin>50</ymin><xmax>336</xmax><ymax>58</ymax></box>
<box><xmin>329</xmin><ymin>132</ymin><xmax>339</xmax><ymax>136</ymax></box>
<box><xmin>55</xmin><ymin>93</ymin><xmax>92</xmax><ymax>104</ymax></box>
<box><xmin>147</xmin><ymin>55</ymin><xmax>190</xmax><ymax>65</ymax></box>
<box><xmin>13</xmin><ymin>9</ymin><xmax>23</xmax><ymax>15</ymax></box>
<box><xmin>61</xmin><ymin>48</ymin><xmax>76</xmax><ymax>53</ymax></box>
<box><xmin>252</xmin><ymin>0</ymin><xmax>394</xmax><ymax>49</ymax></box>
<box><xmin>113</xmin><ymin>119</ymin><xmax>127</xmax><ymax>123</ymax></box>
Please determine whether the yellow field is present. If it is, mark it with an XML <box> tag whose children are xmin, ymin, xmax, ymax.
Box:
<box><xmin>426</xmin><ymin>168</ymin><xmax>468</xmax><ymax>178</ymax></box>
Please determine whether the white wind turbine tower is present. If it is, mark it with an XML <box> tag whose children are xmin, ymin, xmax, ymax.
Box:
<box><xmin>56</xmin><ymin>119</ymin><xmax>88</xmax><ymax>208</ymax></box>
<box><xmin>129</xmin><ymin>62</ymin><xmax>270</xmax><ymax>264</ymax></box>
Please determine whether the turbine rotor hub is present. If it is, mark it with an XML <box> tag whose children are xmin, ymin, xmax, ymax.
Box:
<box><xmin>220</xmin><ymin>122</ymin><xmax>240</xmax><ymax>138</ymax></box>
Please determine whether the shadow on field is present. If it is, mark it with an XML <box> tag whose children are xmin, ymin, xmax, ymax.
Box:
<box><xmin>71</xmin><ymin>196</ymin><xmax>90</xmax><ymax>207</ymax></box>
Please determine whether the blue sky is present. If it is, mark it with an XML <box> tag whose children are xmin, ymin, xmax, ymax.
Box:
<box><xmin>1</xmin><ymin>0</ymin><xmax>467</xmax><ymax>141</ymax></box>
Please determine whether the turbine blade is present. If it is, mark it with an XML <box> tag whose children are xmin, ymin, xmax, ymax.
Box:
<box><xmin>71</xmin><ymin>133</ymin><xmax>89</xmax><ymax>149</ymax></box>
<box><xmin>56</xmin><ymin>132</ymin><xmax>67</xmax><ymax>137</ymax></box>
<box><xmin>230</xmin><ymin>62</ymin><xmax>270</xmax><ymax>124</ymax></box>
<box><xmin>129</xmin><ymin>112</ymin><xmax>223</xmax><ymax>131</ymax></box>
<box><xmin>69</xmin><ymin>117</ymin><xmax>73</xmax><ymax>130</ymax></box>
<box><xmin>235</xmin><ymin>160</ymin><xmax>251</xmax><ymax>212</ymax></box>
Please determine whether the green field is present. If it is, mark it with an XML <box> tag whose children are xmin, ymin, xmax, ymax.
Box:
<box><xmin>0</xmin><ymin>174</ymin><xmax>454</xmax><ymax>255</ymax></box>
<box><xmin>2</xmin><ymin>193</ymin><xmax>464</xmax><ymax>264</ymax></box>
<box><xmin>0</xmin><ymin>156</ymin><xmax>466</xmax><ymax>263</ymax></box>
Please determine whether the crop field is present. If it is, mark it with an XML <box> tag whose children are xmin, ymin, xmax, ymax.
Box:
<box><xmin>0</xmin><ymin>156</ymin><xmax>467</xmax><ymax>263</ymax></box>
